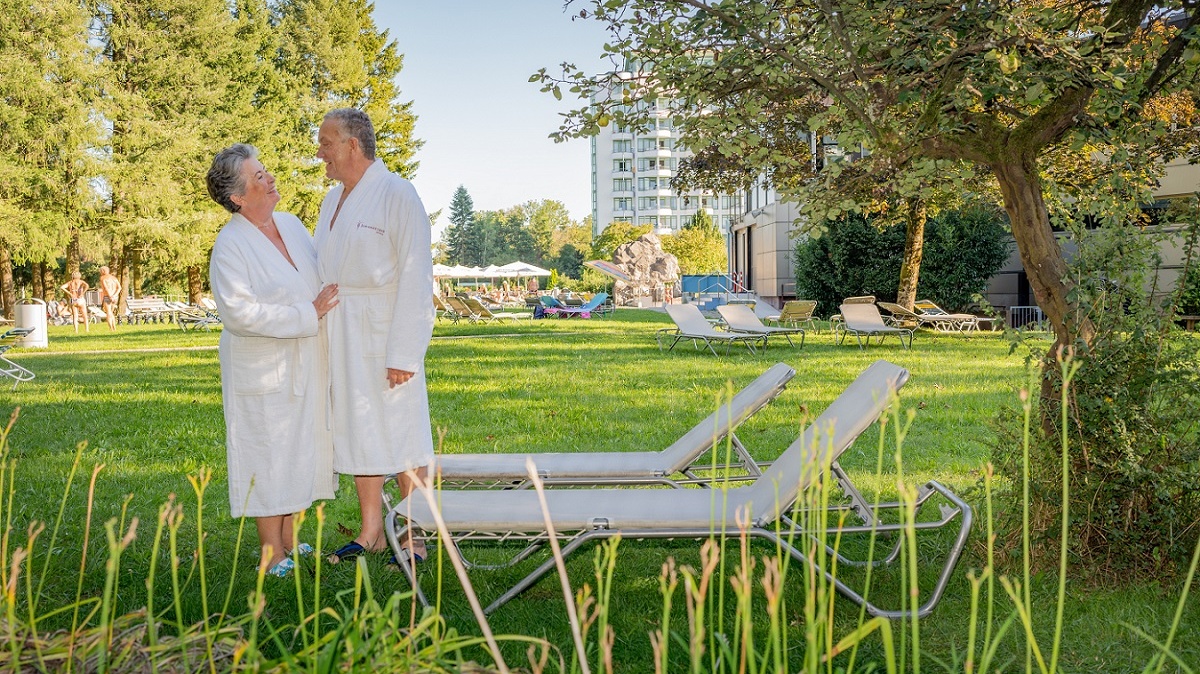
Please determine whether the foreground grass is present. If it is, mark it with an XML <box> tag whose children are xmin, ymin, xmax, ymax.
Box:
<box><xmin>2</xmin><ymin>312</ymin><xmax>1197</xmax><ymax>671</ymax></box>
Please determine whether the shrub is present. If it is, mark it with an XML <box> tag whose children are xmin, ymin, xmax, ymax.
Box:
<box><xmin>794</xmin><ymin>206</ymin><xmax>1010</xmax><ymax>315</ymax></box>
<box><xmin>992</xmin><ymin>220</ymin><xmax>1200</xmax><ymax>580</ymax></box>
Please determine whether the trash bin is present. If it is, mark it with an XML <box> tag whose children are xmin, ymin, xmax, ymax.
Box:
<box><xmin>15</xmin><ymin>298</ymin><xmax>48</xmax><ymax>348</ymax></box>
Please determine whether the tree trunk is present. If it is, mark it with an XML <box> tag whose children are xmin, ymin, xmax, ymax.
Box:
<box><xmin>42</xmin><ymin>264</ymin><xmax>56</xmax><ymax>302</ymax></box>
<box><xmin>130</xmin><ymin>245</ymin><xmax>143</xmax><ymax>298</ymax></box>
<box><xmin>991</xmin><ymin>155</ymin><xmax>1094</xmax><ymax>433</ymax></box>
<box><xmin>896</xmin><ymin>200</ymin><xmax>927</xmax><ymax>309</ymax></box>
<box><xmin>0</xmin><ymin>245</ymin><xmax>14</xmax><ymax>321</ymax></box>
<box><xmin>32</xmin><ymin>262</ymin><xmax>44</xmax><ymax>300</ymax></box>
<box><xmin>110</xmin><ymin>240</ymin><xmax>128</xmax><ymax>316</ymax></box>
<box><xmin>66</xmin><ymin>230</ymin><xmax>81</xmax><ymax>277</ymax></box>
<box><xmin>187</xmin><ymin>266</ymin><xmax>202</xmax><ymax>304</ymax></box>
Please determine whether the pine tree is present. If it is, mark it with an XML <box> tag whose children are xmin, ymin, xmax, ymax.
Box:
<box><xmin>0</xmin><ymin>0</ymin><xmax>98</xmax><ymax>316</ymax></box>
<box><xmin>275</xmin><ymin>0</ymin><xmax>423</xmax><ymax>220</ymax></box>
<box><xmin>446</xmin><ymin>186</ymin><xmax>474</xmax><ymax>265</ymax></box>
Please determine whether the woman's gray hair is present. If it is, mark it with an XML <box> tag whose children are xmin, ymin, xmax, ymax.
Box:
<box><xmin>206</xmin><ymin>143</ymin><xmax>259</xmax><ymax>213</ymax></box>
<box><xmin>325</xmin><ymin>108</ymin><xmax>376</xmax><ymax>161</ymax></box>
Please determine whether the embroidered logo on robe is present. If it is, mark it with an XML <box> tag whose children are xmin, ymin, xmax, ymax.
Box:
<box><xmin>356</xmin><ymin>223</ymin><xmax>385</xmax><ymax>235</ymax></box>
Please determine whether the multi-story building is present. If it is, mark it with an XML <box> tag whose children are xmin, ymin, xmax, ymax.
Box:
<box><xmin>590</xmin><ymin>95</ymin><xmax>741</xmax><ymax>239</ymax></box>
<box><xmin>729</xmin><ymin>157</ymin><xmax>1200</xmax><ymax>317</ymax></box>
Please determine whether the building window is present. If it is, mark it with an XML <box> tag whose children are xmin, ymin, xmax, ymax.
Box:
<box><xmin>639</xmin><ymin>216</ymin><xmax>658</xmax><ymax>227</ymax></box>
<box><xmin>637</xmin><ymin>157</ymin><xmax>675</xmax><ymax>172</ymax></box>
<box><xmin>661</xmin><ymin>216</ymin><xmax>678</xmax><ymax>229</ymax></box>
<box><xmin>613</xmin><ymin>159</ymin><xmax>631</xmax><ymax>172</ymax></box>
<box><xmin>613</xmin><ymin>139</ymin><xmax>632</xmax><ymax>153</ymax></box>
<box><xmin>638</xmin><ymin>177</ymin><xmax>659</xmax><ymax>190</ymax></box>
<box><xmin>613</xmin><ymin>178</ymin><xmax>632</xmax><ymax>192</ymax></box>
<box><xmin>613</xmin><ymin>197</ymin><xmax>632</xmax><ymax>211</ymax></box>
<box><xmin>700</xmin><ymin>196</ymin><xmax>713</xmax><ymax>209</ymax></box>
<box><xmin>657</xmin><ymin>138</ymin><xmax>673</xmax><ymax>150</ymax></box>
<box><xmin>612</xmin><ymin>216</ymin><xmax>632</xmax><ymax>224</ymax></box>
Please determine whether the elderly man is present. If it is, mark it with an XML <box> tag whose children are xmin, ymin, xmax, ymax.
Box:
<box><xmin>315</xmin><ymin>108</ymin><xmax>435</xmax><ymax>565</ymax></box>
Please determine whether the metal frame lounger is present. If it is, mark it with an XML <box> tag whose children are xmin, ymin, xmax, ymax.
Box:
<box><xmin>876</xmin><ymin>301</ymin><xmax>939</xmax><ymax>330</ymax></box>
<box><xmin>770</xmin><ymin>299</ymin><xmax>819</xmax><ymax>333</ymax></box>
<box><xmin>385</xmin><ymin>360</ymin><xmax>972</xmax><ymax>619</ymax></box>
<box><xmin>0</xmin><ymin>327</ymin><xmax>36</xmax><ymax>389</ymax></box>
<box><xmin>914</xmin><ymin>299</ymin><xmax>980</xmax><ymax>332</ymax></box>
<box><xmin>717</xmin><ymin>303</ymin><xmax>806</xmax><ymax>348</ymax></box>
<box><xmin>836</xmin><ymin>302</ymin><xmax>914</xmax><ymax>349</ymax></box>
<box><xmin>657</xmin><ymin>303</ymin><xmax>768</xmax><ymax>356</ymax></box>
<box><xmin>463</xmin><ymin>297</ymin><xmax>532</xmax><ymax>323</ymax></box>
<box><xmin>554</xmin><ymin>292</ymin><xmax>608</xmax><ymax>318</ymax></box>
<box><xmin>433</xmin><ymin>362</ymin><xmax>796</xmax><ymax>489</ymax></box>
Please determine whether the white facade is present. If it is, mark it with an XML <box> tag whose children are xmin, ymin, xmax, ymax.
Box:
<box><xmin>730</xmin><ymin>160</ymin><xmax>1200</xmax><ymax>314</ymax></box>
<box><xmin>591</xmin><ymin>94</ymin><xmax>740</xmax><ymax>239</ymax></box>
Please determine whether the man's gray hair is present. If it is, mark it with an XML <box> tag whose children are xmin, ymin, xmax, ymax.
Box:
<box><xmin>325</xmin><ymin>108</ymin><xmax>377</xmax><ymax>161</ymax></box>
<box><xmin>206</xmin><ymin>143</ymin><xmax>258</xmax><ymax>213</ymax></box>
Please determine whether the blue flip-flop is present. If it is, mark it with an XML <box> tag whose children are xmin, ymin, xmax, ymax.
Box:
<box><xmin>388</xmin><ymin>547</ymin><xmax>425</xmax><ymax>567</ymax></box>
<box><xmin>326</xmin><ymin>540</ymin><xmax>367</xmax><ymax>565</ymax></box>
<box><xmin>266</xmin><ymin>557</ymin><xmax>295</xmax><ymax>578</ymax></box>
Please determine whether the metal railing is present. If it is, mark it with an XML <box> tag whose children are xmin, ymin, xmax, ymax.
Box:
<box><xmin>1007</xmin><ymin>305</ymin><xmax>1045</xmax><ymax>329</ymax></box>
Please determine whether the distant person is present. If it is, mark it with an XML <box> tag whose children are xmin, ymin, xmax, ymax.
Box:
<box><xmin>526</xmin><ymin>276</ymin><xmax>539</xmax><ymax>293</ymax></box>
<box><xmin>206</xmin><ymin>143</ymin><xmax>339</xmax><ymax>578</ymax></box>
<box><xmin>61</xmin><ymin>271</ymin><xmax>89</xmax><ymax>333</ymax></box>
<box><xmin>97</xmin><ymin>266</ymin><xmax>122</xmax><ymax>331</ymax></box>
<box><xmin>314</xmin><ymin>108</ymin><xmax>435</xmax><ymax>567</ymax></box>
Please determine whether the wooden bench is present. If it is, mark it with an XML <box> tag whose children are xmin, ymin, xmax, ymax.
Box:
<box><xmin>1178</xmin><ymin>315</ymin><xmax>1200</xmax><ymax>331</ymax></box>
<box><xmin>124</xmin><ymin>297</ymin><xmax>176</xmax><ymax>324</ymax></box>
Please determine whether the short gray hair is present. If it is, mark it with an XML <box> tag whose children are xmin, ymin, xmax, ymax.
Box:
<box><xmin>206</xmin><ymin>143</ymin><xmax>258</xmax><ymax>213</ymax></box>
<box><xmin>325</xmin><ymin>108</ymin><xmax>376</xmax><ymax>161</ymax></box>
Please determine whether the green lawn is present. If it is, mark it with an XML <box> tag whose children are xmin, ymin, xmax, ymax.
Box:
<box><xmin>1</xmin><ymin>312</ymin><xmax>1196</xmax><ymax>672</ymax></box>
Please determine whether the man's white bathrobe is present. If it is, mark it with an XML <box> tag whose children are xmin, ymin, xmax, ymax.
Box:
<box><xmin>210</xmin><ymin>213</ymin><xmax>336</xmax><ymax>518</ymax></box>
<box><xmin>315</xmin><ymin>159</ymin><xmax>435</xmax><ymax>475</ymax></box>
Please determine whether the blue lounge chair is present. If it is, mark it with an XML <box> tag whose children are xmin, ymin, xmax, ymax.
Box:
<box><xmin>555</xmin><ymin>293</ymin><xmax>608</xmax><ymax>318</ymax></box>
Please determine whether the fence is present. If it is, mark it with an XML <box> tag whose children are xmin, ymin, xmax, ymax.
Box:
<box><xmin>1007</xmin><ymin>305</ymin><xmax>1045</xmax><ymax>329</ymax></box>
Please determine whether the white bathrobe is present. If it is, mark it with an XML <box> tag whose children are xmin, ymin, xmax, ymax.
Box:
<box><xmin>211</xmin><ymin>212</ymin><xmax>336</xmax><ymax>518</ymax></box>
<box><xmin>315</xmin><ymin>159</ymin><xmax>435</xmax><ymax>474</ymax></box>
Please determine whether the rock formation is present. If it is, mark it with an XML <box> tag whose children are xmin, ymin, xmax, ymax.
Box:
<box><xmin>611</xmin><ymin>233</ymin><xmax>681</xmax><ymax>305</ymax></box>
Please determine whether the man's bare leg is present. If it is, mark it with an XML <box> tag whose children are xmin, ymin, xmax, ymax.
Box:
<box><xmin>353</xmin><ymin>474</ymin><xmax>388</xmax><ymax>551</ymax></box>
<box><xmin>395</xmin><ymin>466</ymin><xmax>429</xmax><ymax>557</ymax></box>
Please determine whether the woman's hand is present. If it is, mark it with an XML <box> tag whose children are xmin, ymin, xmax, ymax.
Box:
<box><xmin>313</xmin><ymin>284</ymin><xmax>339</xmax><ymax>319</ymax></box>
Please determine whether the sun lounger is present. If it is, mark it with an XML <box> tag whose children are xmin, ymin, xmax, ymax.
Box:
<box><xmin>717</xmin><ymin>303</ymin><xmax>806</xmax><ymax>348</ymax></box>
<box><xmin>384</xmin><ymin>360</ymin><xmax>971</xmax><ymax>618</ymax></box>
<box><xmin>434</xmin><ymin>362</ymin><xmax>796</xmax><ymax>488</ymax></box>
<box><xmin>836</xmin><ymin>302</ymin><xmax>913</xmax><ymax>349</ymax></box>
<box><xmin>554</xmin><ymin>293</ymin><xmax>608</xmax><ymax>318</ymax></box>
<box><xmin>463</xmin><ymin>297</ymin><xmax>532</xmax><ymax>323</ymax></box>
<box><xmin>0</xmin><ymin>328</ymin><xmax>36</xmax><ymax>389</ymax></box>
<box><xmin>876</xmin><ymin>301</ymin><xmax>932</xmax><ymax>330</ymax></box>
<box><xmin>657</xmin><ymin>304</ymin><xmax>768</xmax><ymax>356</ymax></box>
<box><xmin>914</xmin><ymin>300</ymin><xmax>979</xmax><ymax>332</ymax></box>
<box><xmin>770</xmin><ymin>300</ymin><xmax>819</xmax><ymax>333</ymax></box>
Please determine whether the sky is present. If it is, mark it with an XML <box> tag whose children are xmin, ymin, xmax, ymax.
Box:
<box><xmin>373</xmin><ymin>2</ymin><xmax>614</xmax><ymax>234</ymax></box>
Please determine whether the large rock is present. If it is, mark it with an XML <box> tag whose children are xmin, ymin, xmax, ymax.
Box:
<box><xmin>611</xmin><ymin>233</ymin><xmax>681</xmax><ymax>305</ymax></box>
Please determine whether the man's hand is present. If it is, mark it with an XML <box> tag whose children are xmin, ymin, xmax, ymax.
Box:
<box><xmin>387</xmin><ymin>368</ymin><xmax>415</xmax><ymax>388</ymax></box>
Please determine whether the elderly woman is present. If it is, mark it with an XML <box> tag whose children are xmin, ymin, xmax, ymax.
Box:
<box><xmin>206</xmin><ymin>144</ymin><xmax>339</xmax><ymax>577</ymax></box>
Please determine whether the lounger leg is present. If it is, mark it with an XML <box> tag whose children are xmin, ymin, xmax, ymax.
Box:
<box><xmin>831</xmin><ymin>462</ymin><xmax>876</xmax><ymax>526</ymax></box>
<box><xmin>483</xmin><ymin>529</ymin><xmax>602</xmax><ymax>614</ymax></box>
<box><xmin>383</xmin><ymin>510</ymin><xmax>430</xmax><ymax>608</ymax></box>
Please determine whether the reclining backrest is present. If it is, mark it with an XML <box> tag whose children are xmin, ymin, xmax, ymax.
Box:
<box><xmin>659</xmin><ymin>362</ymin><xmax>796</xmax><ymax>473</ymax></box>
<box><xmin>743</xmin><ymin>360</ymin><xmax>909</xmax><ymax>525</ymax></box>
<box><xmin>665</xmin><ymin>303</ymin><xmax>716</xmax><ymax>335</ymax></box>
<box><xmin>840</xmin><ymin>302</ymin><xmax>890</xmax><ymax>331</ymax></box>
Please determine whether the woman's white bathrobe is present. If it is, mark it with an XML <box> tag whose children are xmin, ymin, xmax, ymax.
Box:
<box><xmin>211</xmin><ymin>212</ymin><xmax>336</xmax><ymax>518</ymax></box>
<box><xmin>315</xmin><ymin>159</ymin><xmax>435</xmax><ymax>474</ymax></box>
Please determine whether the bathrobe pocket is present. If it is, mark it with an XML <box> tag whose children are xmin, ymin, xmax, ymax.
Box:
<box><xmin>231</xmin><ymin>339</ymin><xmax>285</xmax><ymax>395</ymax></box>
